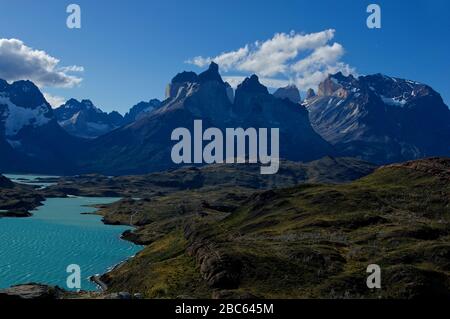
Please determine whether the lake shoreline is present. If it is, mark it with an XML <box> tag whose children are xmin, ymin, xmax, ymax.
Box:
<box><xmin>0</xmin><ymin>192</ymin><xmax>143</xmax><ymax>295</ymax></box>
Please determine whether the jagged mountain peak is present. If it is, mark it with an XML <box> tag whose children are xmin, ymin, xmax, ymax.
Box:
<box><xmin>236</xmin><ymin>75</ymin><xmax>268</xmax><ymax>95</ymax></box>
<box><xmin>315</xmin><ymin>72</ymin><xmax>441</xmax><ymax>107</ymax></box>
<box><xmin>362</xmin><ymin>73</ymin><xmax>425</xmax><ymax>89</ymax></box>
<box><xmin>171</xmin><ymin>71</ymin><xmax>199</xmax><ymax>84</ymax></box>
<box><xmin>330</xmin><ymin>71</ymin><xmax>355</xmax><ymax>81</ymax></box>
<box><xmin>80</xmin><ymin>99</ymin><xmax>95</xmax><ymax>107</ymax></box>
<box><xmin>54</xmin><ymin>98</ymin><xmax>124</xmax><ymax>138</ymax></box>
<box><xmin>170</xmin><ymin>63</ymin><xmax>224</xmax><ymax>85</ymax></box>
<box><xmin>123</xmin><ymin>99</ymin><xmax>162</xmax><ymax>124</ymax></box>
<box><xmin>273</xmin><ymin>84</ymin><xmax>301</xmax><ymax>103</ymax></box>
<box><xmin>9</xmin><ymin>79</ymin><xmax>41</xmax><ymax>91</ymax></box>
<box><xmin>2</xmin><ymin>64</ymin><xmax>448</xmax><ymax>175</ymax></box>
<box><xmin>85</xmin><ymin>63</ymin><xmax>333</xmax><ymax>174</ymax></box>
<box><xmin>361</xmin><ymin>74</ymin><xmax>438</xmax><ymax>105</ymax></box>
<box><xmin>317</xmin><ymin>72</ymin><xmax>358</xmax><ymax>98</ymax></box>
<box><xmin>0</xmin><ymin>78</ymin><xmax>80</xmax><ymax>173</ymax></box>
<box><xmin>65</xmin><ymin>98</ymin><xmax>78</xmax><ymax>104</ymax></box>
<box><xmin>165</xmin><ymin>63</ymin><xmax>226</xmax><ymax>100</ymax></box>
<box><xmin>307</xmin><ymin>72</ymin><xmax>450</xmax><ymax>164</ymax></box>
<box><xmin>323</xmin><ymin>72</ymin><xmax>356</xmax><ymax>86</ymax></box>
<box><xmin>305</xmin><ymin>88</ymin><xmax>316</xmax><ymax>99</ymax></box>
<box><xmin>312</xmin><ymin>72</ymin><xmax>448</xmax><ymax>111</ymax></box>
<box><xmin>60</xmin><ymin>98</ymin><xmax>100</xmax><ymax>111</ymax></box>
<box><xmin>209</xmin><ymin>61</ymin><xmax>219</xmax><ymax>72</ymax></box>
<box><xmin>0</xmin><ymin>79</ymin><xmax>49</xmax><ymax>109</ymax></box>
<box><xmin>0</xmin><ymin>79</ymin><xmax>53</xmax><ymax>139</ymax></box>
<box><xmin>198</xmin><ymin>62</ymin><xmax>224</xmax><ymax>84</ymax></box>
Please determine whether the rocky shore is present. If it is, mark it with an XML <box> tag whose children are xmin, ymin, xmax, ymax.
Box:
<box><xmin>0</xmin><ymin>175</ymin><xmax>45</xmax><ymax>217</ymax></box>
<box><xmin>0</xmin><ymin>284</ymin><xmax>65</xmax><ymax>300</ymax></box>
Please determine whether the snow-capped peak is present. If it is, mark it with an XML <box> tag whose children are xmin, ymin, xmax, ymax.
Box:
<box><xmin>0</xmin><ymin>94</ymin><xmax>51</xmax><ymax>137</ymax></box>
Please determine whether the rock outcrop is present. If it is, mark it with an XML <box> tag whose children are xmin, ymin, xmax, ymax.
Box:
<box><xmin>184</xmin><ymin>223</ymin><xmax>242</xmax><ymax>289</ymax></box>
<box><xmin>273</xmin><ymin>84</ymin><xmax>301</xmax><ymax>103</ymax></box>
<box><xmin>0</xmin><ymin>284</ymin><xmax>64</xmax><ymax>300</ymax></box>
<box><xmin>305</xmin><ymin>88</ymin><xmax>316</xmax><ymax>100</ymax></box>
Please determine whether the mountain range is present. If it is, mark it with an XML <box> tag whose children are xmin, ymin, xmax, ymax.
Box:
<box><xmin>0</xmin><ymin>63</ymin><xmax>449</xmax><ymax>175</ymax></box>
<box><xmin>78</xmin><ymin>63</ymin><xmax>332</xmax><ymax>175</ymax></box>
<box><xmin>54</xmin><ymin>98</ymin><xmax>163</xmax><ymax>138</ymax></box>
<box><xmin>122</xmin><ymin>99</ymin><xmax>162</xmax><ymax>125</ymax></box>
<box><xmin>54</xmin><ymin>99</ymin><xmax>124</xmax><ymax>138</ymax></box>
<box><xmin>305</xmin><ymin>73</ymin><xmax>450</xmax><ymax>164</ymax></box>
<box><xmin>0</xmin><ymin>79</ymin><xmax>82</xmax><ymax>174</ymax></box>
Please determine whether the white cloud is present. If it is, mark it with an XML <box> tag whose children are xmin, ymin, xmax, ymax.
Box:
<box><xmin>188</xmin><ymin>30</ymin><xmax>355</xmax><ymax>91</ymax></box>
<box><xmin>291</xmin><ymin>43</ymin><xmax>345</xmax><ymax>73</ymax></box>
<box><xmin>43</xmin><ymin>93</ymin><xmax>66</xmax><ymax>108</ymax></box>
<box><xmin>59</xmin><ymin>65</ymin><xmax>85</xmax><ymax>73</ymax></box>
<box><xmin>222</xmin><ymin>76</ymin><xmax>246</xmax><ymax>88</ymax></box>
<box><xmin>0</xmin><ymin>38</ymin><xmax>83</xmax><ymax>88</ymax></box>
<box><xmin>188</xmin><ymin>46</ymin><xmax>249</xmax><ymax>72</ymax></box>
<box><xmin>295</xmin><ymin>63</ymin><xmax>355</xmax><ymax>92</ymax></box>
<box><xmin>223</xmin><ymin>76</ymin><xmax>289</xmax><ymax>90</ymax></box>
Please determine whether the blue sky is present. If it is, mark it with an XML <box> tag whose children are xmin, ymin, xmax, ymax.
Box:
<box><xmin>0</xmin><ymin>0</ymin><xmax>449</xmax><ymax>113</ymax></box>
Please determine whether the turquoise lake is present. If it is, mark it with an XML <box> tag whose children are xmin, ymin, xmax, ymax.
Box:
<box><xmin>0</xmin><ymin>188</ymin><xmax>143</xmax><ymax>291</ymax></box>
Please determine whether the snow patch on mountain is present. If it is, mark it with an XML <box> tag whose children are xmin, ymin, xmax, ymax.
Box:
<box><xmin>381</xmin><ymin>95</ymin><xmax>407</xmax><ymax>107</ymax></box>
<box><xmin>0</xmin><ymin>94</ymin><xmax>51</xmax><ymax>137</ymax></box>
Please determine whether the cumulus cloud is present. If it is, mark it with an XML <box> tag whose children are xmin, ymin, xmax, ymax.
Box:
<box><xmin>223</xmin><ymin>76</ymin><xmax>290</xmax><ymax>90</ymax></box>
<box><xmin>43</xmin><ymin>93</ymin><xmax>67</xmax><ymax>108</ymax></box>
<box><xmin>189</xmin><ymin>46</ymin><xmax>250</xmax><ymax>72</ymax></box>
<box><xmin>187</xmin><ymin>30</ymin><xmax>355</xmax><ymax>91</ymax></box>
<box><xmin>59</xmin><ymin>65</ymin><xmax>85</xmax><ymax>73</ymax></box>
<box><xmin>0</xmin><ymin>38</ymin><xmax>83</xmax><ymax>88</ymax></box>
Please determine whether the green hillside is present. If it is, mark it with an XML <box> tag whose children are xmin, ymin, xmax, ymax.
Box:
<box><xmin>101</xmin><ymin>158</ymin><xmax>450</xmax><ymax>299</ymax></box>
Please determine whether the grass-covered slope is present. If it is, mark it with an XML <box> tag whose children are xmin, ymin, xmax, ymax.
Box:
<box><xmin>102</xmin><ymin>158</ymin><xmax>450</xmax><ymax>299</ymax></box>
